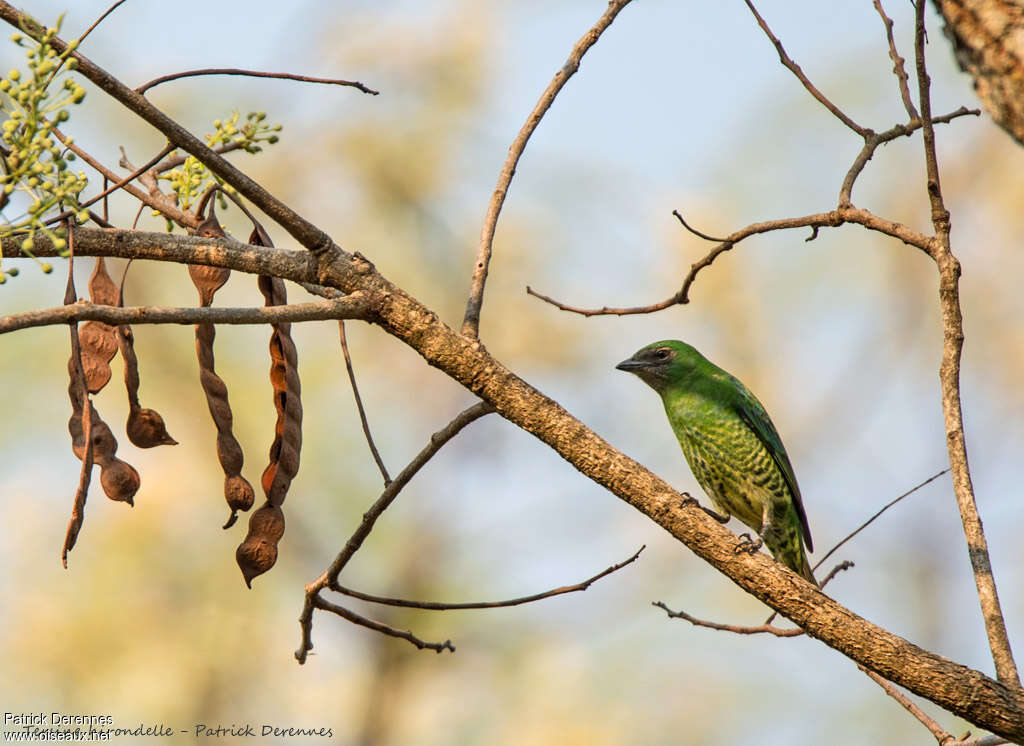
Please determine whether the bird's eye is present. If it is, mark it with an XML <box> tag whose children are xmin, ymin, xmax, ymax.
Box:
<box><xmin>655</xmin><ymin>348</ymin><xmax>671</xmax><ymax>360</ymax></box>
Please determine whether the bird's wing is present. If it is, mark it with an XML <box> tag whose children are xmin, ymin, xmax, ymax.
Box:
<box><xmin>731</xmin><ymin>379</ymin><xmax>813</xmax><ymax>552</ymax></box>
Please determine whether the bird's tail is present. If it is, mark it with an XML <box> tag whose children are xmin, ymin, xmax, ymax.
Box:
<box><xmin>797</xmin><ymin>548</ymin><xmax>818</xmax><ymax>587</ymax></box>
<box><xmin>768</xmin><ymin>527</ymin><xmax>818</xmax><ymax>587</ymax></box>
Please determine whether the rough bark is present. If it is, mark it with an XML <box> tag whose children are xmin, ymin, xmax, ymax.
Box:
<box><xmin>934</xmin><ymin>0</ymin><xmax>1024</xmax><ymax>145</ymax></box>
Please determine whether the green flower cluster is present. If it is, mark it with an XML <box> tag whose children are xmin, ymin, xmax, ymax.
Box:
<box><xmin>0</xmin><ymin>14</ymin><xmax>89</xmax><ymax>283</ymax></box>
<box><xmin>160</xmin><ymin>111</ymin><xmax>282</xmax><ymax>211</ymax></box>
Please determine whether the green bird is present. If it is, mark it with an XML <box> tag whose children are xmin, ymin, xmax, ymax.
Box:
<box><xmin>616</xmin><ymin>340</ymin><xmax>816</xmax><ymax>585</ymax></box>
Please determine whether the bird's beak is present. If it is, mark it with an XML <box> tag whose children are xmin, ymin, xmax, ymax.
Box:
<box><xmin>615</xmin><ymin>358</ymin><xmax>644</xmax><ymax>372</ymax></box>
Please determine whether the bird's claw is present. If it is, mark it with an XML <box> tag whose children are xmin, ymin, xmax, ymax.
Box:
<box><xmin>735</xmin><ymin>533</ymin><xmax>763</xmax><ymax>555</ymax></box>
<box><xmin>680</xmin><ymin>497</ymin><xmax>731</xmax><ymax>524</ymax></box>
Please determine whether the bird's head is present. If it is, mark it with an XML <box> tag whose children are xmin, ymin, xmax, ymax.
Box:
<box><xmin>615</xmin><ymin>340</ymin><xmax>703</xmax><ymax>393</ymax></box>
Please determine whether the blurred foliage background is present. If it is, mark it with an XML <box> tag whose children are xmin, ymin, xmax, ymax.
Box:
<box><xmin>1</xmin><ymin>1</ymin><xmax>1022</xmax><ymax>744</ymax></box>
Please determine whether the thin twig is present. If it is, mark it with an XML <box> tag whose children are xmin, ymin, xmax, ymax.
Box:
<box><xmin>77</xmin><ymin>0</ymin><xmax>128</xmax><ymax>46</ymax></box>
<box><xmin>872</xmin><ymin>0</ymin><xmax>919</xmax><ymax>120</ymax></box>
<box><xmin>914</xmin><ymin>0</ymin><xmax>1020</xmax><ymax>688</ymax></box>
<box><xmin>815</xmin><ymin>469</ymin><xmax>949</xmax><ymax>570</ymax></box>
<box><xmin>296</xmin><ymin>402</ymin><xmax>494</xmax><ymax>663</ymax></box>
<box><xmin>743</xmin><ymin>0</ymin><xmax>866</xmax><ymax>136</ymax></box>
<box><xmin>153</xmin><ymin>141</ymin><xmax>246</xmax><ymax>174</ymax></box>
<box><xmin>856</xmin><ymin>659</ymin><xmax>999</xmax><ymax>740</ymax></box>
<box><xmin>338</xmin><ymin>320</ymin><xmax>390</xmax><ymax>484</ymax></box>
<box><xmin>43</xmin><ymin>143</ymin><xmax>175</xmax><ymax>226</ymax></box>
<box><xmin>312</xmin><ymin>596</ymin><xmax>454</xmax><ymax>654</ymax></box>
<box><xmin>460</xmin><ymin>0</ymin><xmax>636</xmax><ymax>338</ymax></box>
<box><xmin>816</xmin><ymin>560</ymin><xmax>855</xmax><ymax>588</ymax></box>
<box><xmin>0</xmin><ymin>295</ymin><xmax>373</xmax><ymax>335</ymax></box>
<box><xmin>653</xmin><ymin>602</ymin><xmax>804</xmax><ymax>637</ymax></box>
<box><xmin>672</xmin><ymin>209</ymin><xmax>729</xmax><ymax>242</ymax></box>
<box><xmin>525</xmin><ymin>284</ymin><xmax>683</xmax><ymax>317</ymax></box>
<box><xmin>335</xmin><ymin>546</ymin><xmax>644</xmax><ymax>610</ymax></box>
<box><xmin>527</xmin><ymin>207</ymin><xmax>928</xmax><ymax>316</ymax></box>
<box><xmin>859</xmin><ymin>664</ymin><xmax>955</xmax><ymax>744</ymax></box>
<box><xmin>135</xmin><ymin>68</ymin><xmax>379</xmax><ymax>96</ymax></box>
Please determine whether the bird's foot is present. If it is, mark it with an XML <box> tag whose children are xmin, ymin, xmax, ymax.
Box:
<box><xmin>680</xmin><ymin>496</ymin><xmax>731</xmax><ymax>524</ymax></box>
<box><xmin>735</xmin><ymin>533</ymin><xmax>764</xmax><ymax>554</ymax></box>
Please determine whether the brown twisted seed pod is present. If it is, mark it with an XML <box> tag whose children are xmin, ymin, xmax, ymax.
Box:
<box><xmin>236</xmin><ymin>504</ymin><xmax>285</xmax><ymax>588</ymax></box>
<box><xmin>256</xmin><ymin>271</ymin><xmax>303</xmax><ymax>508</ymax></box>
<box><xmin>117</xmin><ymin>325</ymin><xmax>177</xmax><ymax>448</ymax></box>
<box><xmin>234</xmin><ymin>226</ymin><xmax>302</xmax><ymax>586</ymax></box>
<box><xmin>78</xmin><ymin>321</ymin><xmax>118</xmax><ymax>393</ymax></box>
<box><xmin>64</xmin><ymin>307</ymin><xmax>94</xmax><ymax>563</ymax></box>
<box><xmin>188</xmin><ymin>211</ymin><xmax>254</xmax><ymax>528</ymax></box>
<box><xmin>189</xmin><ymin>212</ymin><xmax>231</xmax><ymax>305</ymax></box>
<box><xmin>68</xmin><ymin>364</ymin><xmax>139</xmax><ymax>506</ymax></box>
<box><xmin>88</xmin><ymin>257</ymin><xmax>119</xmax><ymax>305</ymax></box>
<box><xmin>69</xmin><ymin>403</ymin><xmax>117</xmax><ymax>464</ymax></box>
<box><xmin>78</xmin><ymin>259</ymin><xmax>123</xmax><ymax>394</ymax></box>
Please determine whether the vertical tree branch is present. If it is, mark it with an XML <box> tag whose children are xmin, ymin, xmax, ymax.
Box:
<box><xmin>460</xmin><ymin>0</ymin><xmax>635</xmax><ymax>338</ymax></box>
<box><xmin>914</xmin><ymin>0</ymin><xmax>1020</xmax><ymax>688</ymax></box>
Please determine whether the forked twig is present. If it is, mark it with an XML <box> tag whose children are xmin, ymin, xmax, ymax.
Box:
<box><xmin>313</xmin><ymin>595</ymin><xmax>454</xmax><ymax>654</ymax></box>
<box><xmin>528</xmin><ymin>102</ymin><xmax>977</xmax><ymax>318</ymax></box>
<box><xmin>461</xmin><ymin>0</ymin><xmax>636</xmax><ymax>338</ymax></box>
<box><xmin>296</xmin><ymin>402</ymin><xmax>494</xmax><ymax>662</ymax></box>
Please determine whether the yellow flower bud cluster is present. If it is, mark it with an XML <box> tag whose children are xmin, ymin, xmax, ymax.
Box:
<box><xmin>159</xmin><ymin>111</ymin><xmax>283</xmax><ymax>210</ymax></box>
<box><xmin>1</xmin><ymin>13</ymin><xmax>89</xmax><ymax>283</ymax></box>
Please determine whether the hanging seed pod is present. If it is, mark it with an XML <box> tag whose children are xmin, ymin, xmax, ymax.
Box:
<box><xmin>78</xmin><ymin>322</ymin><xmax>118</xmax><ymax>393</ymax></box>
<box><xmin>68</xmin><ymin>362</ymin><xmax>139</xmax><ymax>506</ymax></box>
<box><xmin>258</xmin><ymin>274</ymin><xmax>302</xmax><ymax>507</ymax></box>
<box><xmin>64</xmin><ymin>286</ymin><xmax>94</xmax><ymax>564</ymax></box>
<box><xmin>235</xmin><ymin>504</ymin><xmax>285</xmax><ymax>588</ymax></box>
<box><xmin>78</xmin><ymin>259</ymin><xmax>123</xmax><ymax>394</ymax></box>
<box><xmin>188</xmin><ymin>213</ymin><xmax>231</xmax><ymax>305</ymax></box>
<box><xmin>99</xmin><ymin>457</ymin><xmax>141</xmax><ymax>505</ymax></box>
<box><xmin>118</xmin><ymin>325</ymin><xmax>177</xmax><ymax>448</ymax></box>
<box><xmin>188</xmin><ymin>209</ymin><xmax>254</xmax><ymax>528</ymax></box>
<box><xmin>236</xmin><ymin>226</ymin><xmax>302</xmax><ymax>586</ymax></box>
